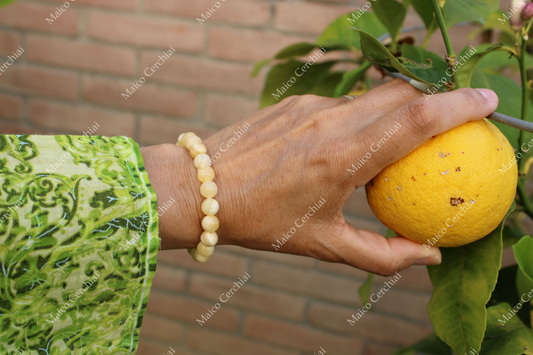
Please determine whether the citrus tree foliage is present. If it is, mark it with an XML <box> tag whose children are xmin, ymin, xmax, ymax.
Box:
<box><xmin>255</xmin><ymin>0</ymin><xmax>533</xmax><ymax>353</ymax></box>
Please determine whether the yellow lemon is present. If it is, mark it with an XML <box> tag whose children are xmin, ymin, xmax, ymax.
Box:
<box><xmin>366</xmin><ymin>119</ymin><xmax>517</xmax><ymax>247</ymax></box>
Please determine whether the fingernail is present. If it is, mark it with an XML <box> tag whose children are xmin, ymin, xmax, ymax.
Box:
<box><xmin>414</xmin><ymin>255</ymin><xmax>442</xmax><ymax>266</ymax></box>
<box><xmin>475</xmin><ymin>89</ymin><xmax>499</xmax><ymax>105</ymax></box>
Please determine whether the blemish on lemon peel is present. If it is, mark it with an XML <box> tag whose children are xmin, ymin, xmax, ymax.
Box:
<box><xmin>450</xmin><ymin>198</ymin><xmax>464</xmax><ymax>206</ymax></box>
<box><xmin>366</xmin><ymin>119</ymin><xmax>517</xmax><ymax>248</ymax></box>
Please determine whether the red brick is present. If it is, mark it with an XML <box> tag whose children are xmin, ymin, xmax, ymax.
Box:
<box><xmin>274</xmin><ymin>2</ymin><xmax>352</xmax><ymax>35</ymax></box>
<box><xmin>0</xmin><ymin>122</ymin><xmax>54</xmax><ymax>135</ymax></box>
<box><xmin>218</xmin><ymin>245</ymin><xmax>316</xmax><ymax>269</ymax></box>
<box><xmin>0</xmin><ymin>65</ymin><xmax>77</xmax><ymax>100</ymax></box>
<box><xmin>151</xmin><ymin>264</ymin><xmax>187</xmax><ymax>293</ymax></box>
<box><xmin>157</xmin><ymin>249</ymin><xmax>247</xmax><ymax>279</ymax></box>
<box><xmin>317</xmin><ymin>260</ymin><xmax>370</xmax><ymax>279</ymax></box>
<box><xmin>28</xmin><ymin>100</ymin><xmax>135</xmax><ymax>137</ymax></box>
<box><xmin>0</xmin><ymin>94</ymin><xmax>22</xmax><ymax>121</ymax></box>
<box><xmin>208</xmin><ymin>28</ymin><xmax>308</xmax><ymax>62</ymax></box>
<box><xmin>364</xmin><ymin>342</ymin><xmax>399</xmax><ymax>355</ymax></box>
<box><xmin>373</xmin><ymin>287</ymin><xmax>431</xmax><ymax>323</ymax></box>
<box><xmin>243</xmin><ymin>314</ymin><xmax>363</xmax><ymax>353</ymax></box>
<box><xmin>138</xmin><ymin>116</ymin><xmax>217</xmax><ymax>146</ymax></box>
<box><xmin>144</xmin><ymin>0</ymin><xmax>270</xmax><ymax>27</ymax></box>
<box><xmin>139</xmin><ymin>313</ymin><xmax>184</xmax><ymax>344</ymax></box>
<box><xmin>136</xmin><ymin>340</ymin><xmax>182</xmax><ymax>355</ymax></box>
<box><xmin>344</xmin><ymin>187</ymin><xmax>378</xmax><ymax>219</ymax></box>
<box><xmin>82</xmin><ymin>76</ymin><xmax>196</xmax><ymax>117</ymax></box>
<box><xmin>44</xmin><ymin>0</ymin><xmax>136</xmax><ymax>10</ymax></box>
<box><xmin>252</xmin><ymin>260</ymin><xmax>363</xmax><ymax>306</ymax></box>
<box><xmin>188</xmin><ymin>328</ymin><xmax>299</xmax><ymax>355</ymax></box>
<box><xmin>189</xmin><ymin>273</ymin><xmax>307</xmax><ymax>321</ymax></box>
<box><xmin>0</xmin><ymin>30</ymin><xmax>20</xmax><ymax>57</ymax></box>
<box><xmin>147</xmin><ymin>289</ymin><xmax>240</xmax><ymax>331</ymax></box>
<box><xmin>0</xmin><ymin>2</ymin><xmax>79</xmax><ymax>35</ymax></box>
<box><xmin>307</xmin><ymin>302</ymin><xmax>433</xmax><ymax>346</ymax></box>
<box><xmin>374</xmin><ymin>266</ymin><xmax>433</xmax><ymax>293</ymax></box>
<box><xmin>140</xmin><ymin>52</ymin><xmax>262</xmax><ymax>94</ymax></box>
<box><xmin>205</xmin><ymin>94</ymin><xmax>258</xmax><ymax>126</ymax></box>
<box><xmin>87</xmin><ymin>12</ymin><xmax>203</xmax><ymax>53</ymax></box>
<box><xmin>26</xmin><ymin>36</ymin><xmax>136</xmax><ymax>76</ymax></box>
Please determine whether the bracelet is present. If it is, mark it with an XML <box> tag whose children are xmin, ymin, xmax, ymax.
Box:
<box><xmin>177</xmin><ymin>132</ymin><xmax>219</xmax><ymax>263</ymax></box>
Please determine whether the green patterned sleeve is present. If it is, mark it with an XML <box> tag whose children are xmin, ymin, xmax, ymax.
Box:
<box><xmin>0</xmin><ymin>135</ymin><xmax>161</xmax><ymax>355</ymax></box>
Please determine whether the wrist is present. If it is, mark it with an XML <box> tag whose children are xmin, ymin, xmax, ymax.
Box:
<box><xmin>142</xmin><ymin>143</ymin><xmax>204</xmax><ymax>250</ymax></box>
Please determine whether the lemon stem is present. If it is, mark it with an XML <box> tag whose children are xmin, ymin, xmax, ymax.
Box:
<box><xmin>430</xmin><ymin>0</ymin><xmax>456</xmax><ymax>75</ymax></box>
<box><xmin>517</xmin><ymin>33</ymin><xmax>533</xmax><ymax>219</ymax></box>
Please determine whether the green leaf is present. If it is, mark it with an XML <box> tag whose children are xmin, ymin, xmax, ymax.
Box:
<box><xmin>455</xmin><ymin>44</ymin><xmax>504</xmax><ymax>88</ymax></box>
<box><xmin>502</xmin><ymin>226</ymin><xmax>524</xmax><ymax>249</ymax></box>
<box><xmin>468</xmin><ymin>11</ymin><xmax>516</xmax><ymax>41</ymax></box>
<box><xmin>442</xmin><ymin>0</ymin><xmax>499</xmax><ymax>28</ymax></box>
<box><xmin>354</xmin><ymin>29</ymin><xmax>432</xmax><ymax>84</ymax></box>
<box><xmin>308</xmin><ymin>72</ymin><xmax>344</xmax><ymax>97</ymax></box>
<box><xmin>358</xmin><ymin>272</ymin><xmax>374</xmax><ymax>305</ymax></box>
<box><xmin>513</xmin><ymin>236</ymin><xmax>533</xmax><ymax>299</ymax></box>
<box><xmin>371</xmin><ymin>0</ymin><xmax>407</xmax><ymax>41</ymax></box>
<box><xmin>481</xmin><ymin>303</ymin><xmax>533</xmax><ymax>354</ymax></box>
<box><xmin>259</xmin><ymin>60</ymin><xmax>336</xmax><ymax>109</ymax></box>
<box><xmin>251</xmin><ymin>59</ymin><xmax>271</xmax><ymax>78</ymax></box>
<box><xmin>333</xmin><ymin>61</ymin><xmax>372</xmax><ymax>97</ymax></box>
<box><xmin>274</xmin><ymin>42</ymin><xmax>323</xmax><ymax>60</ymax></box>
<box><xmin>400</xmin><ymin>44</ymin><xmax>448</xmax><ymax>84</ymax></box>
<box><xmin>394</xmin><ymin>333</ymin><xmax>452</xmax><ymax>355</ymax></box>
<box><xmin>0</xmin><ymin>0</ymin><xmax>17</xmax><ymax>7</ymax></box>
<box><xmin>317</xmin><ymin>12</ymin><xmax>387</xmax><ymax>49</ymax></box>
<box><xmin>470</xmin><ymin>69</ymin><xmax>533</xmax><ymax>151</ymax></box>
<box><xmin>385</xmin><ymin>228</ymin><xmax>396</xmax><ymax>238</ymax></box>
<box><xmin>409</xmin><ymin>0</ymin><xmax>437</xmax><ymax>32</ymax></box>
<box><xmin>427</xmin><ymin>204</ymin><xmax>514</xmax><ymax>354</ymax></box>
<box><xmin>488</xmin><ymin>264</ymin><xmax>531</xmax><ymax>326</ymax></box>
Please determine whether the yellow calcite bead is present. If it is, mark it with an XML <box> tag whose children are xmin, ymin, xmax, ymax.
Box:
<box><xmin>200</xmin><ymin>181</ymin><xmax>217</xmax><ymax>198</ymax></box>
<box><xmin>201</xmin><ymin>198</ymin><xmax>219</xmax><ymax>216</ymax></box>
<box><xmin>194</xmin><ymin>154</ymin><xmax>211</xmax><ymax>169</ymax></box>
<box><xmin>201</xmin><ymin>231</ymin><xmax>218</xmax><ymax>247</ymax></box>
<box><xmin>190</xmin><ymin>143</ymin><xmax>207</xmax><ymax>158</ymax></box>
<box><xmin>197</xmin><ymin>242</ymin><xmax>215</xmax><ymax>257</ymax></box>
<box><xmin>202</xmin><ymin>215</ymin><xmax>219</xmax><ymax>232</ymax></box>
<box><xmin>186</xmin><ymin>135</ymin><xmax>202</xmax><ymax>150</ymax></box>
<box><xmin>187</xmin><ymin>248</ymin><xmax>195</xmax><ymax>255</ymax></box>
<box><xmin>198</xmin><ymin>167</ymin><xmax>215</xmax><ymax>183</ymax></box>
<box><xmin>178</xmin><ymin>132</ymin><xmax>195</xmax><ymax>147</ymax></box>
<box><xmin>193</xmin><ymin>249</ymin><xmax>210</xmax><ymax>263</ymax></box>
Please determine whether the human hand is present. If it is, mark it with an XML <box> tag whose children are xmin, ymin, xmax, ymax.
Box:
<box><xmin>143</xmin><ymin>79</ymin><xmax>499</xmax><ymax>276</ymax></box>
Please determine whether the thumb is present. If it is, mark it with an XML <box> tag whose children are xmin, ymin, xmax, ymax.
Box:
<box><xmin>337</xmin><ymin>222</ymin><xmax>441</xmax><ymax>276</ymax></box>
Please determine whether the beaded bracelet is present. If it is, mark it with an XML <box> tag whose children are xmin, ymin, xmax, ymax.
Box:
<box><xmin>177</xmin><ymin>132</ymin><xmax>219</xmax><ymax>263</ymax></box>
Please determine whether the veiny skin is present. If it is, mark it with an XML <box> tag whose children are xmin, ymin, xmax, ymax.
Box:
<box><xmin>141</xmin><ymin>79</ymin><xmax>500</xmax><ymax>276</ymax></box>
<box><xmin>366</xmin><ymin>119</ymin><xmax>518</xmax><ymax>247</ymax></box>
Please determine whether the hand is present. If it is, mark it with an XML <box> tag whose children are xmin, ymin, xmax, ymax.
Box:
<box><xmin>143</xmin><ymin>79</ymin><xmax>499</xmax><ymax>276</ymax></box>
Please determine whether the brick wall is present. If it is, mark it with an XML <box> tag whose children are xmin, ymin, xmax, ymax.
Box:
<box><xmin>0</xmin><ymin>0</ymin><xmax>499</xmax><ymax>354</ymax></box>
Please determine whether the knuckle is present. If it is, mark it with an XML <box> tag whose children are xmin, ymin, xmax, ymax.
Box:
<box><xmin>402</xmin><ymin>99</ymin><xmax>437</xmax><ymax>136</ymax></box>
<box><xmin>296</xmin><ymin>94</ymin><xmax>322</xmax><ymax>105</ymax></box>
<box><xmin>376</xmin><ymin>259</ymin><xmax>399</xmax><ymax>276</ymax></box>
<box><xmin>455</xmin><ymin>88</ymin><xmax>481</xmax><ymax>107</ymax></box>
<box><xmin>279</xmin><ymin>95</ymin><xmax>300</xmax><ymax>106</ymax></box>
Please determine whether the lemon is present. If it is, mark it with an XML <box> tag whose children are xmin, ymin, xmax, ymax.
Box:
<box><xmin>366</xmin><ymin>119</ymin><xmax>517</xmax><ymax>248</ymax></box>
